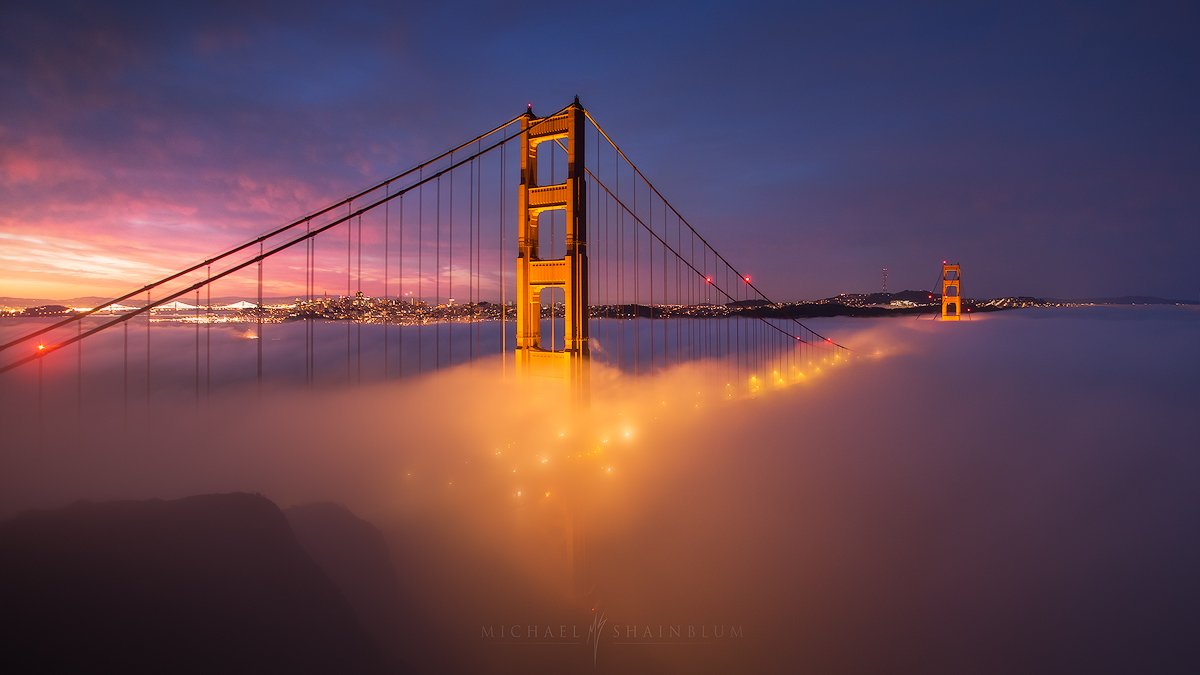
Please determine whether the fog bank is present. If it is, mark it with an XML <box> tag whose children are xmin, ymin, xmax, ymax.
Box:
<box><xmin>2</xmin><ymin>307</ymin><xmax>1198</xmax><ymax>673</ymax></box>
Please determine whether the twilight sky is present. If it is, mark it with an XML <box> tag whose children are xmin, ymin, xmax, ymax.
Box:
<box><xmin>1</xmin><ymin>0</ymin><xmax>1197</xmax><ymax>301</ymax></box>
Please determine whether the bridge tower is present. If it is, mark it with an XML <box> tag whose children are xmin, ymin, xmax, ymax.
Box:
<box><xmin>516</xmin><ymin>98</ymin><xmax>589</xmax><ymax>387</ymax></box>
<box><xmin>941</xmin><ymin>261</ymin><xmax>961</xmax><ymax>321</ymax></box>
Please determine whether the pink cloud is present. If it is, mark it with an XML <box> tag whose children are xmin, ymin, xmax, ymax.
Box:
<box><xmin>0</xmin><ymin>133</ymin><xmax>100</xmax><ymax>185</ymax></box>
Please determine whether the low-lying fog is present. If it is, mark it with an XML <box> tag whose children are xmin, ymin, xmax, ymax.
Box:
<box><xmin>2</xmin><ymin>306</ymin><xmax>1198</xmax><ymax>673</ymax></box>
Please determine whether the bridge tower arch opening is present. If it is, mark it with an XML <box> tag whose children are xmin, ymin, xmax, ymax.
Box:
<box><xmin>516</xmin><ymin>99</ymin><xmax>589</xmax><ymax>387</ymax></box>
<box><xmin>941</xmin><ymin>262</ymin><xmax>961</xmax><ymax>321</ymax></box>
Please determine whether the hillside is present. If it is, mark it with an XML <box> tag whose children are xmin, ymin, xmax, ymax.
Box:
<box><xmin>0</xmin><ymin>493</ymin><xmax>389</xmax><ymax>674</ymax></box>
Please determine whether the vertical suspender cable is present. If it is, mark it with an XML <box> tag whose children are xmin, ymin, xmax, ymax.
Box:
<box><xmin>616</xmin><ymin>148</ymin><xmax>623</xmax><ymax>371</ymax></box>
<box><xmin>354</xmin><ymin>215</ymin><xmax>360</xmax><ymax>384</ymax></box>
<box><xmin>649</xmin><ymin>187</ymin><xmax>654</xmax><ymax>371</ymax></box>
<box><xmin>633</xmin><ymin>173</ymin><xmax>638</xmax><ymax>373</ymax></box>
<box><xmin>691</xmin><ymin>225</ymin><xmax>700</xmax><ymax>362</ymax></box>
<box><xmin>384</xmin><ymin>183</ymin><xmax>390</xmax><ymax>379</ymax></box>
<box><xmin>194</xmin><ymin>289</ymin><xmax>200</xmax><ymax>409</ymax></box>
<box><xmin>258</xmin><ymin>240</ymin><xmax>264</xmax><ymax>392</ymax></box>
<box><xmin>418</xmin><ymin>172</ymin><xmax>424</xmax><ymax>374</ymax></box>
<box><xmin>448</xmin><ymin>162</ymin><xmax>454</xmax><ymax>367</ymax></box>
<box><xmin>37</xmin><ymin>352</ymin><xmax>43</xmax><ymax>438</ymax></box>
<box><xmin>469</xmin><ymin>155</ymin><xmax>474</xmax><ymax>361</ymax></box>
<box><xmin>123</xmin><ymin>321</ymin><xmax>129</xmax><ymax>429</ymax></box>
<box><xmin>403</xmin><ymin>192</ymin><xmax>408</xmax><ymax>374</ymax></box>
<box><xmin>145</xmin><ymin>290</ymin><xmax>150</xmax><ymax>422</ymax></box>
<box><xmin>346</xmin><ymin>204</ymin><xmax>351</xmax><ymax>383</ymax></box>
<box><xmin>662</xmin><ymin>201</ymin><xmax>668</xmax><ymax>368</ymax></box>
<box><xmin>306</xmin><ymin>220</ymin><xmax>312</xmax><ymax>386</ymax></box>
<box><xmin>206</xmin><ymin>265</ymin><xmax>212</xmax><ymax>397</ymax></box>
<box><xmin>676</xmin><ymin>218</ymin><xmax>682</xmax><ymax>362</ymax></box>
<box><xmin>77</xmin><ymin>320</ymin><xmax>82</xmax><ymax>422</ymax></box>
<box><xmin>475</xmin><ymin>140</ymin><xmax>482</xmax><ymax>359</ymax></box>
<box><xmin>500</xmin><ymin>142</ymin><xmax>506</xmax><ymax>375</ymax></box>
<box><xmin>439</xmin><ymin>172</ymin><xmax>444</xmax><ymax>367</ymax></box>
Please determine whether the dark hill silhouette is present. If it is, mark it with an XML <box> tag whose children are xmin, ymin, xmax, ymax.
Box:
<box><xmin>286</xmin><ymin>502</ymin><xmax>441</xmax><ymax>670</ymax></box>
<box><xmin>0</xmin><ymin>493</ymin><xmax>388</xmax><ymax>674</ymax></box>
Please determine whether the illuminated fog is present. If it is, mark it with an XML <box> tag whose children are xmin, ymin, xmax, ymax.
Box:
<box><xmin>1</xmin><ymin>307</ymin><xmax>1197</xmax><ymax>673</ymax></box>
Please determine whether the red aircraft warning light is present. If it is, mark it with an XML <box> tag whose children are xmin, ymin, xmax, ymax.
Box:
<box><xmin>743</xmin><ymin>275</ymin><xmax>751</xmax><ymax>283</ymax></box>
<box><xmin>705</xmin><ymin>276</ymin><xmax>712</xmax><ymax>284</ymax></box>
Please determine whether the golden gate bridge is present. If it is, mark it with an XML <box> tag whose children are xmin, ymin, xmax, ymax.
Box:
<box><xmin>0</xmin><ymin>98</ymin><xmax>847</xmax><ymax>422</ymax></box>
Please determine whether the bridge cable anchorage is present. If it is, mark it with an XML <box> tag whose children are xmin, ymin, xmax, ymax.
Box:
<box><xmin>583</xmin><ymin>111</ymin><xmax>849</xmax><ymax>351</ymax></box>
<box><xmin>0</xmin><ymin>104</ymin><xmax>576</xmax><ymax>375</ymax></box>
<box><xmin>0</xmin><ymin>114</ymin><xmax>534</xmax><ymax>355</ymax></box>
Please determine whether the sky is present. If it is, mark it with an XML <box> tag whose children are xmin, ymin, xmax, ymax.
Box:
<box><xmin>1</xmin><ymin>0</ymin><xmax>1197</xmax><ymax>301</ymax></box>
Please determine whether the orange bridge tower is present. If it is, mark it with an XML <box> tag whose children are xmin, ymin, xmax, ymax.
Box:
<box><xmin>941</xmin><ymin>261</ymin><xmax>961</xmax><ymax>321</ymax></box>
<box><xmin>515</xmin><ymin>98</ymin><xmax>589</xmax><ymax>389</ymax></box>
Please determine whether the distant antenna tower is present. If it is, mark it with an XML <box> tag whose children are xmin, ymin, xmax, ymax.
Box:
<box><xmin>882</xmin><ymin>266</ymin><xmax>889</xmax><ymax>294</ymax></box>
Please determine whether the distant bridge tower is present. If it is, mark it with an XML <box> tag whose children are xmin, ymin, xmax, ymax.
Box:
<box><xmin>516</xmin><ymin>98</ymin><xmax>589</xmax><ymax>387</ymax></box>
<box><xmin>941</xmin><ymin>261</ymin><xmax>961</xmax><ymax>321</ymax></box>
